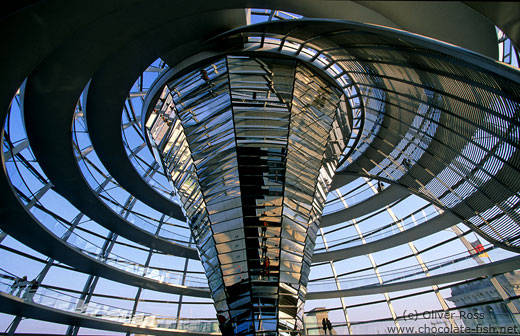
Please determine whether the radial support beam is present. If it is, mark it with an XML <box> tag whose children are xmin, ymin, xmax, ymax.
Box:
<box><xmin>2</xmin><ymin>138</ymin><xmax>28</xmax><ymax>161</ymax></box>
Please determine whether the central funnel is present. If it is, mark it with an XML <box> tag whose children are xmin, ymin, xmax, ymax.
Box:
<box><xmin>146</xmin><ymin>55</ymin><xmax>351</xmax><ymax>335</ymax></box>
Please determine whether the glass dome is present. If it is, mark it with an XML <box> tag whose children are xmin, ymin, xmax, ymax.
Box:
<box><xmin>1</xmin><ymin>3</ymin><xmax>520</xmax><ymax>336</ymax></box>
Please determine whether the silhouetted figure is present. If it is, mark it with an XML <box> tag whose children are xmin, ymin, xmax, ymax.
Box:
<box><xmin>200</xmin><ymin>68</ymin><xmax>216</xmax><ymax>96</ymax></box>
<box><xmin>263</xmin><ymin>256</ymin><xmax>270</xmax><ymax>277</ymax></box>
<box><xmin>25</xmin><ymin>279</ymin><xmax>39</xmax><ymax>302</ymax></box>
<box><xmin>377</xmin><ymin>181</ymin><xmax>384</xmax><ymax>192</ymax></box>
<box><xmin>261</xmin><ymin>245</ymin><xmax>267</xmax><ymax>259</ymax></box>
<box><xmin>326</xmin><ymin>318</ymin><xmax>333</xmax><ymax>334</ymax></box>
<box><xmin>12</xmin><ymin>276</ymin><xmax>28</xmax><ymax>297</ymax></box>
<box><xmin>322</xmin><ymin>318</ymin><xmax>327</xmax><ymax>334</ymax></box>
<box><xmin>200</xmin><ymin>69</ymin><xmax>210</xmax><ymax>82</ymax></box>
<box><xmin>261</xmin><ymin>221</ymin><xmax>268</xmax><ymax>236</ymax></box>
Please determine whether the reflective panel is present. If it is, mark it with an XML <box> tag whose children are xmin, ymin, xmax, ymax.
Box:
<box><xmin>147</xmin><ymin>56</ymin><xmax>350</xmax><ymax>334</ymax></box>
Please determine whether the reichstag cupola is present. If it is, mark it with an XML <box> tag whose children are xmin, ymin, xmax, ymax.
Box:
<box><xmin>1</xmin><ymin>2</ymin><xmax>520</xmax><ymax>336</ymax></box>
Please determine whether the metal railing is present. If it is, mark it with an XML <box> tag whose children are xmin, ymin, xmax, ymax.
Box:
<box><xmin>0</xmin><ymin>268</ymin><xmax>216</xmax><ymax>332</ymax></box>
